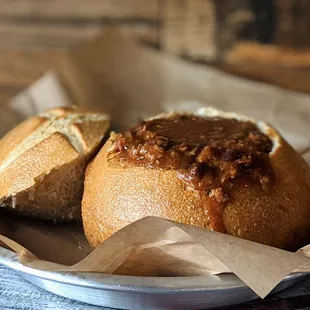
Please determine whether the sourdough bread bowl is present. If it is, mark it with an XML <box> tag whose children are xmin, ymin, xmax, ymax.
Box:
<box><xmin>0</xmin><ymin>106</ymin><xmax>109</xmax><ymax>221</ymax></box>
<box><xmin>82</xmin><ymin>107</ymin><xmax>310</xmax><ymax>249</ymax></box>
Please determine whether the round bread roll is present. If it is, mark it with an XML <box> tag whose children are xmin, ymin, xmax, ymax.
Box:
<box><xmin>0</xmin><ymin>106</ymin><xmax>109</xmax><ymax>221</ymax></box>
<box><xmin>82</xmin><ymin>107</ymin><xmax>310</xmax><ymax>249</ymax></box>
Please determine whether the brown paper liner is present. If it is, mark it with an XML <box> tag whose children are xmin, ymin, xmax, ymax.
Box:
<box><xmin>1</xmin><ymin>214</ymin><xmax>310</xmax><ymax>298</ymax></box>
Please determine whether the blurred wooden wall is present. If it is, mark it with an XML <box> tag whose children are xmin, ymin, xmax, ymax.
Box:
<box><xmin>2</xmin><ymin>1</ymin><xmax>310</xmax><ymax>59</ymax></box>
<box><xmin>1</xmin><ymin>0</ymin><xmax>310</xmax><ymax>104</ymax></box>
<box><xmin>0</xmin><ymin>0</ymin><xmax>159</xmax><ymax>49</ymax></box>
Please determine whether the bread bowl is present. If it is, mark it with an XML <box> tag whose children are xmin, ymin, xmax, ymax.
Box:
<box><xmin>82</xmin><ymin>107</ymin><xmax>310</xmax><ymax>249</ymax></box>
<box><xmin>0</xmin><ymin>106</ymin><xmax>109</xmax><ymax>221</ymax></box>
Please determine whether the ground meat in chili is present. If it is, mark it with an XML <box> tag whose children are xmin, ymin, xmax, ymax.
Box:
<box><xmin>109</xmin><ymin>114</ymin><xmax>274</xmax><ymax>232</ymax></box>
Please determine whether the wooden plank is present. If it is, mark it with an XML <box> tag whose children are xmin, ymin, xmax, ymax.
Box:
<box><xmin>0</xmin><ymin>86</ymin><xmax>20</xmax><ymax>105</ymax></box>
<box><xmin>161</xmin><ymin>0</ymin><xmax>216</xmax><ymax>59</ymax></box>
<box><xmin>0</xmin><ymin>0</ymin><xmax>158</xmax><ymax>21</ymax></box>
<box><xmin>160</xmin><ymin>0</ymin><xmax>274</xmax><ymax>61</ymax></box>
<box><xmin>0</xmin><ymin>0</ymin><xmax>159</xmax><ymax>49</ymax></box>
<box><xmin>275</xmin><ymin>0</ymin><xmax>310</xmax><ymax>48</ymax></box>
<box><xmin>0</xmin><ymin>50</ymin><xmax>66</xmax><ymax>107</ymax></box>
<box><xmin>216</xmin><ymin>62</ymin><xmax>310</xmax><ymax>94</ymax></box>
<box><xmin>0</xmin><ymin>23</ymin><xmax>158</xmax><ymax>49</ymax></box>
<box><xmin>226</xmin><ymin>42</ymin><xmax>310</xmax><ymax>68</ymax></box>
<box><xmin>0</xmin><ymin>50</ymin><xmax>65</xmax><ymax>88</ymax></box>
<box><xmin>160</xmin><ymin>0</ymin><xmax>310</xmax><ymax>64</ymax></box>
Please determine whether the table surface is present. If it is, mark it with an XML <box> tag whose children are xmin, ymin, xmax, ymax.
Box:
<box><xmin>2</xmin><ymin>264</ymin><xmax>310</xmax><ymax>310</ymax></box>
<box><xmin>0</xmin><ymin>265</ymin><xmax>103</xmax><ymax>310</ymax></box>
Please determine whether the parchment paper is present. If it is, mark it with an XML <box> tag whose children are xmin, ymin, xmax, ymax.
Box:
<box><xmin>1</xmin><ymin>29</ymin><xmax>310</xmax><ymax>299</ymax></box>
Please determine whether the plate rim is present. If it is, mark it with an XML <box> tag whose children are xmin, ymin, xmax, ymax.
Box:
<box><xmin>0</xmin><ymin>245</ymin><xmax>307</xmax><ymax>294</ymax></box>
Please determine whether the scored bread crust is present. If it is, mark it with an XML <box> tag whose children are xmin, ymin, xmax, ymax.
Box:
<box><xmin>0</xmin><ymin>106</ymin><xmax>109</xmax><ymax>222</ymax></box>
<box><xmin>82</xmin><ymin>108</ymin><xmax>310</xmax><ymax>249</ymax></box>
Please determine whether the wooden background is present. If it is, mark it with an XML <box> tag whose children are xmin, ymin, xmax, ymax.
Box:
<box><xmin>1</xmin><ymin>0</ymin><xmax>310</xmax><ymax>105</ymax></box>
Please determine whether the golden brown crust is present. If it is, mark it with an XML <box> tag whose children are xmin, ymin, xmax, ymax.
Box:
<box><xmin>82</xmin><ymin>126</ymin><xmax>310</xmax><ymax>249</ymax></box>
<box><xmin>0</xmin><ymin>106</ymin><xmax>110</xmax><ymax>222</ymax></box>
<box><xmin>0</xmin><ymin>116</ymin><xmax>47</xmax><ymax>166</ymax></box>
<box><xmin>0</xmin><ymin>132</ymin><xmax>79</xmax><ymax>198</ymax></box>
<box><xmin>71</xmin><ymin>120</ymin><xmax>110</xmax><ymax>153</ymax></box>
<box><xmin>224</xmin><ymin>140</ymin><xmax>310</xmax><ymax>249</ymax></box>
<box><xmin>83</xmin><ymin>140</ymin><xmax>204</xmax><ymax>247</ymax></box>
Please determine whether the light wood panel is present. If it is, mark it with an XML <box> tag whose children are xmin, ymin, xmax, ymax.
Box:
<box><xmin>0</xmin><ymin>50</ymin><xmax>65</xmax><ymax>104</ymax></box>
<box><xmin>161</xmin><ymin>0</ymin><xmax>216</xmax><ymax>59</ymax></box>
<box><xmin>0</xmin><ymin>0</ymin><xmax>159</xmax><ymax>49</ymax></box>
<box><xmin>0</xmin><ymin>23</ymin><xmax>158</xmax><ymax>49</ymax></box>
<box><xmin>0</xmin><ymin>0</ymin><xmax>158</xmax><ymax>20</ymax></box>
<box><xmin>0</xmin><ymin>50</ymin><xmax>65</xmax><ymax>86</ymax></box>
